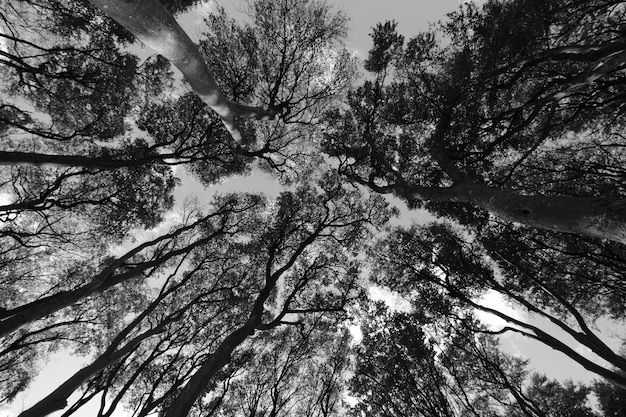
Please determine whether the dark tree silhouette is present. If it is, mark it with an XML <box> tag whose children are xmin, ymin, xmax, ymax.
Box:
<box><xmin>2</xmin><ymin>0</ymin><xmax>626</xmax><ymax>415</ymax></box>
<box><xmin>325</xmin><ymin>0</ymin><xmax>626</xmax><ymax>243</ymax></box>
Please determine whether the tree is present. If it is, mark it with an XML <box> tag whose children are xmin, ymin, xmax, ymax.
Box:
<box><xmin>349</xmin><ymin>299</ymin><xmax>606</xmax><ymax>417</ymax></box>
<box><xmin>593</xmin><ymin>375</ymin><xmax>626</xmax><ymax>417</ymax></box>
<box><xmin>86</xmin><ymin>0</ymin><xmax>282</xmax><ymax>143</ymax></box>
<box><xmin>0</xmin><ymin>193</ymin><xmax>262</xmax><ymax>408</ymax></box>
<box><xmin>518</xmin><ymin>374</ymin><xmax>596</xmax><ymax>417</ymax></box>
<box><xmin>161</xmin><ymin>176</ymin><xmax>388</xmax><ymax>417</ymax></box>
<box><xmin>350</xmin><ymin>305</ymin><xmax>461</xmax><ymax>417</ymax></box>
<box><xmin>0</xmin><ymin>0</ymin><xmax>180</xmax><ymax>246</ymax></box>
<box><xmin>1</xmin><ymin>0</ymin><xmax>362</xmax><ymax>411</ymax></box>
<box><xmin>370</xmin><ymin>221</ymin><xmax>626</xmax><ymax>388</ymax></box>
<box><xmin>10</xmin><ymin>176</ymin><xmax>388</xmax><ymax>416</ymax></box>
<box><xmin>324</xmin><ymin>0</ymin><xmax>626</xmax><ymax>243</ymax></box>
<box><xmin>207</xmin><ymin>326</ymin><xmax>351</xmax><ymax>417</ymax></box>
<box><xmin>350</xmin><ymin>303</ymin><xmax>549</xmax><ymax>417</ymax></box>
<box><xmin>3</xmin><ymin>0</ymin><xmax>626</xmax><ymax>415</ymax></box>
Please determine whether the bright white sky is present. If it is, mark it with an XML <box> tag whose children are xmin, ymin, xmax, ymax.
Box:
<box><xmin>4</xmin><ymin>1</ymin><xmax>618</xmax><ymax>416</ymax></box>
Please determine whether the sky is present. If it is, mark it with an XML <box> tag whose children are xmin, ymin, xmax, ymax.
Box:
<box><xmin>4</xmin><ymin>2</ymin><xmax>469</xmax><ymax>415</ymax></box>
<box><xmin>184</xmin><ymin>0</ymin><xmax>469</xmax><ymax>51</ymax></box>
<box><xmin>338</xmin><ymin>0</ymin><xmax>465</xmax><ymax>54</ymax></box>
<box><xmin>3</xmin><ymin>0</ymin><xmax>617</xmax><ymax>415</ymax></box>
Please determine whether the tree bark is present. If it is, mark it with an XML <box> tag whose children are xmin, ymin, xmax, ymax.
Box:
<box><xmin>389</xmin><ymin>181</ymin><xmax>626</xmax><ymax>244</ymax></box>
<box><xmin>87</xmin><ymin>0</ymin><xmax>280</xmax><ymax>144</ymax></box>
<box><xmin>0</xmin><ymin>214</ymin><xmax>229</xmax><ymax>337</ymax></box>
<box><xmin>453</xmin><ymin>290</ymin><xmax>626</xmax><ymax>390</ymax></box>
<box><xmin>0</xmin><ymin>150</ymin><xmax>158</xmax><ymax>169</ymax></box>
<box><xmin>17</xmin><ymin>327</ymin><xmax>159</xmax><ymax>417</ymax></box>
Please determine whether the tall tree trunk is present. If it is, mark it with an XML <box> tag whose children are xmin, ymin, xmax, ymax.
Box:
<box><xmin>17</xmin><ymin>328</ymin><xmax>159</xmax><ymax>417</ymax></box>
<box><xmin>0</xmin><ymin>150</ymin><xmax>159</xmax><ymax>169</ymax></box>
<box><xmin>16</xmin><ymin>280</ymin><xmax>187</xmax><ymax>417</ymax></box>
<box><xmin>164</xmin><ymin>227</ymin><xmax>323</xmax><ymax>416</ymax></box>
<box><xmin>0</xmin><ymin>216</ymin><xmax>228</xmax><ymax>337</ymax></box>
<box><xmin>88</xmin><ymin>0</ymin><xmax>280</xmax><ymax>144</ymax></box>
<box><xmin>164</xmin><ymin>326</ymin><xmax>253</xmax><ymax>417</ymax></box>
<box><xmin>164</xmin><ymin>261</ymin><xmax>279</xmax><ymax>416</ymax></box>
<box><xmin>388</xmin><ymin>181</ymin><xmax>626</xmax><ymax>244</ymax></box>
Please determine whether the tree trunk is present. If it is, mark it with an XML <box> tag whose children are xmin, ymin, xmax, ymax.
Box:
<box><xmin>0</xmin><ymin>150</ymin><xmax>158</xmax><ymax>169</ymax></box>
<box><xmin>162</xmin><ymin>226</ymin><xmax>324</xmax><ymax>416</ymax></box>
<box><xmin>454</xmin><ymin>290</ymin><xmax>626</xmax><ymax>390</ymax></box>
<box><xmin>0</xmin><ymin>217</ymin><xmax>227</xmax><ymax>337</ymax></box>
<box><xmin>16</xmin><ymin>274</ymin><xmax>192</xmax><ymax>417</ymax></box>
<box><xmin>164</xmin><ymin>265</ymin><xmax>277</xmax><ymax>416</ymax></box>
<box><xmin>17</xmin><ymin>328</ymin><xmax>159</xmax><ymax>417</ymax></box>
<box><xmin>394</xmin><ymin>181</ymin><xmax>626</xmax><ymax>244</ymax></box>
<box><xmin>163</xmin><ymin>326</ymin><xmax>253</xmax><ymax>417</ymax></box>
<box><xmin>88</xmin><ymin>0</ymin><xmax>280</xmax><ymax>144</ymax></box>
<box><xmin>0</xmin><ymin>269</ymin><xmax>138</xmax><ymax>338</ymax></box>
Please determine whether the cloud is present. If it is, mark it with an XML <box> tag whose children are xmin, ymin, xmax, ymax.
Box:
<box><xmin>474</xmin><ymin>289</ymin><xmax>525</xmax><ymax>330</ymax></box>
<box><xmin>369</xmin><ymin>285</ymin><xmax>413</xmax><ymax>313</ymax></box>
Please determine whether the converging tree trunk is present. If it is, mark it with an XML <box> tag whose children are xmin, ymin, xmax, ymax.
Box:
<box><xmin>376</xmin><ymin>180</ymin><xmax>626</xmax><ymax>244</ymax></box>
<box><xmin>18</xmin><ymin>327</ymin><xmax>161</xmax><ymax>417</ymax></box>
<box><xmin>0</xmin><ymin>150</ymin><xmax>160</xmax><ymax>169</ymax></box>
<box><xmin>88</xmin><ymin>0</ymin><xmax>281</xmax><ymax>144</ymax></box>
<box><xmin>0</xmin><ymin>210</ymin><xmax>235</xmax><ymax>337</ymax></box>
<box><xmin>16</xmin><ymin>267</ymin><xmax>213</xmax><ymax>417</ymax></box>
<box><xmin>163</xmin><ymin>228</ymin><xmax>323</xmax><ymax>416</ymax></box>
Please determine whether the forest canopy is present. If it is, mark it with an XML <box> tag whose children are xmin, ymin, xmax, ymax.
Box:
<box><xmin>1</xmin><ymin>0</ymin><xmax>626</xmax><ymax>416</ymax></box>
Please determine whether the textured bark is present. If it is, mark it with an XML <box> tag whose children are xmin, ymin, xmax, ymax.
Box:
<box><xmin>88</xmin><ymin>0</ymin><xmax>280</xmax><ymax>144</ymax></box>
<box><xmin>0</xmin><ymin>150</ymin><xmax>157</xmax><ymax>169</ymax></box>
<box><xmin>391</xmin><ymin>181</ymin><xmax>626</xmax><ymax>244</ymax></box>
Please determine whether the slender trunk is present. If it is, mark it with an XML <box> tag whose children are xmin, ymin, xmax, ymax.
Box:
<box><xmin>457</xmin><ymin>291</ymin><xmax>626</xmax><ymax>389</ymax></box>
<box><xmin>0</xmin><ymin>216</ymin><xmax>227</xmax><ymax>337</ymax></box>
<box><xmin>0</xmin><ymin>150</ymin><xmax>159</xmax><ymax>169</ymax></box>
<box><xmin>164</xmin><ymin>227</ymin><xmax>323</xmax><ymax>416</ymax></box>
<box><xmin>164</xmin><ymin>326</ymin><xmax>253</xmax><ymax>417</ymax></box>
<box><xmin>394</xmin><ymin>181</ymin><xmax>626</xmax><ymax>244</ymax></box>
<box><xmin>164</xmin><ymin>269</ymin><xmax>274</xmax><ymax>416</ymax></box>
<box><xmin>88</xmin><ymin>0</ymin><xmax>279</xmax><ymax>144</ymax></box>
<box><xmin>17</xmin><ymin>328</ymin><xmax>159</xmax><ymax>417</ymax></box>
<box><xmin>17</xmin><ymin>276</ymin><xmax>192</xmax><ymax>417</ymax></box>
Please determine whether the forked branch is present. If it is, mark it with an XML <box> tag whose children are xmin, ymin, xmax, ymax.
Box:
<box><xmin>88</xmin><ymin>0</ymin><xmax>284</xmax><ymax>144</ymax></box>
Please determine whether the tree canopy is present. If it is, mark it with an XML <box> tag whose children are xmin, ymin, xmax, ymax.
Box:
<box><xmin>1</xmin><ymin>0</ymin><xmax>626</xmax><ymax>416</ymax></box>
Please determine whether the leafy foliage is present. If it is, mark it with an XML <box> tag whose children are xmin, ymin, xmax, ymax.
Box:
<box><xmin>1</xmin><ymin>0</ymin><xmax>626</xmax><ymax>416</ymax></box>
